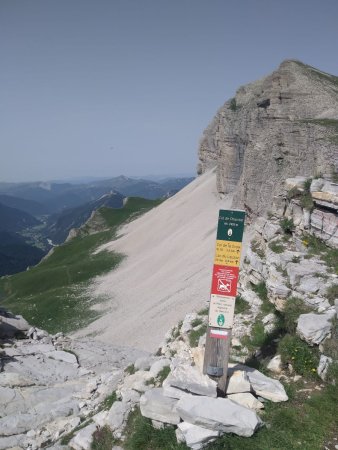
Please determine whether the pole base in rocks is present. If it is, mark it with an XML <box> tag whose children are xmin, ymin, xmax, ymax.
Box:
<box><xmin>203</xmin><ymin>326</ymin><xmax>232</xmax><ymax>396</ymax></box>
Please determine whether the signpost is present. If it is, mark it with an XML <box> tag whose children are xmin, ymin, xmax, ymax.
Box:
<box><xmin>203</xmin><ymin>209</ymin><xmax>245</xmax><ymax>395</ymax></box>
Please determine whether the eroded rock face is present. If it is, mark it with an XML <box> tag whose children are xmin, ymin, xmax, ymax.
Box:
<box><xmin>198</xmin><ymin>60</ymin><xmax>338</xmax><ymax>217</ymax></box>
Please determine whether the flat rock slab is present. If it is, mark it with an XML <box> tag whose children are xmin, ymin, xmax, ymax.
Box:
<box><xmin>286</xmin><ymin>262</ymin><xmax>326</xmax><ymax>287</ymax></box>
<box><xmin>163</xmin><ymin>375</ymin><xmax>192</xmax><ymax>400</ymax></box>
<box><xmin>140</xmin><ymin>388</ymin><xmax>180</xmax><ymax>425</ymax></box>
<box><xmin>228</xmin><ymin>364</ymin><xmax>288</xmax><ymax>402</ymax></box>
<box><xmin>227</xmin><ymin>393</ymin><xmax>264</xmax><ymax>410</ymax></box>
<box><xmin>168</xmin><ymin>364</ymin><xmax>217</xmax><ymax>397</ymax></box>
<box><xmin>3</xmin><ymin>354</ymin><xmax>80</xmax><ymax>384</ymax></box>
<box><xmin>0</xmin><ymin>434</ymin><xmax>29</xmax><ymax>450</ymax></box>
<box><xmin>297</xmin><ymin>312</ymin><xmax>334</xmax><ymax>345</ymax></box>
<box><xmin>245</xmin><ymin>368</ymin><xmax>288</xmax><ymax>402</ymax></box>
<box><xmin>176</xmin><ymin>396</ymin><xmax>262</xmax><ymax>437</ymax></box>
<box><xmin>65</xmin><ymin>338</ymin><xmax>150</xmax><ymax>374</ymax></box>
<box><xmin>298</xmin><ymin>276</ymin><xmax>320</xmax><ymax>294</ymax></box>
<box><xmin>177</xmin><ymin>422</ymin><xmax>219</xmax><ymax>449</ymax></box>
<box><xmin>0</xmin><ymin>372</ymin><xmax>35</xmax><ymax>388</ymax></box>
<box><xmin>45</xmin><ymin>350</ymin><xmax>78</xmax><ymax>365</ymax></box>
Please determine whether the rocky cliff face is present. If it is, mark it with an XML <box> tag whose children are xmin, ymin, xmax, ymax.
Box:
<box><xmin>198</xmin><ymin>60</ymin><xmax>338</xmax><ymax>217</ymax></box>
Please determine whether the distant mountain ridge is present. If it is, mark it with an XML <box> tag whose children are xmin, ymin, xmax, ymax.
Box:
<box><xmin>0</xmin><ymin>176</ymin><xmax>194</xmax><ymax>214</ymax></box>
<box><xmin>0</xmin><ymin>194</ymin><xmax>48</xmax><ymax>216</ymax></box>
<box><xmin>0</xmin><ymin>175</ymin><xmax>193</xmax><ymax>276</ymax></box>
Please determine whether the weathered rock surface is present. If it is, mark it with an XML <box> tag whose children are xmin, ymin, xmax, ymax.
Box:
<box><xmin>176</xmin><ymin>422</ymin><xmax>219</xmax><ymax>449</ymax></box>
<box><xmin>297</xmin><ymin>312</ymin><xmax>334</xmax><ymax>344</ymax></box>
<box><xmin>226</xmin><ymin>369</ymin><xmax>251</xmax><ymax>394</ymax></box>
<box><xmin>227</xmin><ymin>393</ymin><xmax>264</xmax><ymax>410</ymax></box>
<box><xmin>267</xmin><ymin>355</ymin><xmax>283</xmax><ymax>374</ymax></box>
<box><xmin>198</xmin><ymin>60</ymin><xmax>338</xmax><ymax>217</ymax></box>
<box><xmin>176</xmin><ymin>396</ymin><xmax>262</xmax><ymax>437</ymax></box>
<box><xmin>163</xmin><ymin>375</ymin><xmax>193</xmax><ymax>400</ymax></box>
<box><xmin>168</xmin><ymin>364</ymin><xmax>217</xmax><ymax>397</ymax></box>
<box><xmin>237</xmin><ymin>365</ymin><xmax>288</xmax><ymax>402</ymax></box>
<box><xmin>0</xmin><ymin>308</ymin><xmax>148</xmax><ymax>449</ymax></box>
<box><xmin>0</xmin><ymin>309</ymin><xmax>30</xmax><ymax>338</ymax></box>
<box><xmin>69</xmin><ymin>423</ymin><xmax>97</xmax><ymax>450</ymax></box>
<box><xmin>140</xmin><ymin>388</ymin><xmax>180</xmax><ymax>425</ymax></box>
<box><xmin>317</xmin><ymin>355</ymin><xmax>333</xmax><ymax>381</ymax></box>
<box><xmin>106</xmin><ymin>401</ymin><xmax>131</xmax><ymax>431</ymax></box>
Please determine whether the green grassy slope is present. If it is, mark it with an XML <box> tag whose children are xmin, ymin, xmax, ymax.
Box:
<box><xmin>0</xmin><ymin>197</ymin><xmax>162</xmax><ymax>334</ymax></box>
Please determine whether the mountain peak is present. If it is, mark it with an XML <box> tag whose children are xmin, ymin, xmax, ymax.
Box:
<box><xmin>198</xmin><ymin>61</ymin><xmax>338</xmax><ymax>217</ymax></box>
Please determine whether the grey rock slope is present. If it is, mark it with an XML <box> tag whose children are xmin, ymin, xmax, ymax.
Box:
<box><xmin>198</xmin><ymin>60</ymin><xmax>338</xmax><ymax>217</ymax></box>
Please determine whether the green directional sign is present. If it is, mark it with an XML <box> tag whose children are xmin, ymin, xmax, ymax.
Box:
<box><xmin>216</xmin><ymin>210</ymin><xmax>245</xmax><ymax>242</ymax></box>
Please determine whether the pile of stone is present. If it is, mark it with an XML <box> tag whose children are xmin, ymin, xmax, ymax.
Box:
<box><xmin>139</xmin><ymin>362</ymin><xmax>287</xmax><ymax>449</ymax></box>
<box><xmin>0</xmin><ymin>304</ymin><xmax>291</xmax><ymax>450</ymax></box>
<box><xmin>1</xmin><ymin>196</ymin><xmax>336</xmax><ymax>449</ymax></box>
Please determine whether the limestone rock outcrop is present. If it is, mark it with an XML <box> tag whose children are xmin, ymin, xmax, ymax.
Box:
<box><xmin>198</xmin><ymin>60</ymin><xmax>338</xmax><ymax>218</ymax></box>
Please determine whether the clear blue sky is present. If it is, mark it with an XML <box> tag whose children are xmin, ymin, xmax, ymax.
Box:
<box><xmin>1</xmin><ymin>0</ymin><xmax>337</xmax><ymax>182</ymax></box>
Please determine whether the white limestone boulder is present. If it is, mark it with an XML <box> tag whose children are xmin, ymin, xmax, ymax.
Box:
<box><xmin>45</xmin><ymin>350</ymin><xmax>78</xmax><ymax>365</ymax></box>
<box><xmin>226</xmin><ymin>369</ymin><xmax>251</xmax><ymax>394</ymax></box>
<box><xmin>0</xmin><ymin>372</ymin><xmax>35</xmax><ymax>388</ymax></box>
<box><xmin>267</xmin><ymin>355</ymin><xmax>283</xmax><ymax>374</ymax></box>
<box><xmin>140</xmin><ymin>388</ymin><xmax>180</xmax><ymax>425</ymax></box>
<box><xmin>286</xmin><ymin>262</ymin><xmax>326</xmax><ymax>288</ymax></box>
<box><xmin>245</xmin><ymin>368</ymin><xmax>288</xmax><ymax>402</ymax></box>
<box><xmin>176</xmin><ymin>396</ymin><xmax>262</xmax><ymax>437</ymax></box>
<box><xmin>168</xmin><ymin>364</ymin><xmax>217</xmax><ymax>397</ymax></box>
<box><xmin>176</xmin><ymin>422</ymin><xmax>219</xmax><ymax>449</ymax></box>
<box><xmin>317</xmin><ymin>355</ymin><xmax>333</xmax><ymax>381</ymax></box>
<box><xmin>297</xmin><ymin>312</ymin><xmax>334</xmax><ymax>345</ymax></box>
<box><xmin>163</xmin><ymin>375</ymin><xmax>192</xmax><ymax>400</ymax></box>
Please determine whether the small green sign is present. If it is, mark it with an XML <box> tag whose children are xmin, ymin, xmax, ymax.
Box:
<box><xmin>216</xmin><ymin>210</ymin><xmax>245</xmax><ymax>242</ymax></box>
<box><xmin>217</xmin><ymin>314</ymin><xmax>225</xmax><ymax>326</ymax></box>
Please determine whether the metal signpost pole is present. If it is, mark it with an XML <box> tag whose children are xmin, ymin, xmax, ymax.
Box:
<box><xmin>203</xmin><ymin>209</ymin><xmax>245</xmax><ymax>395</ymax></box>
